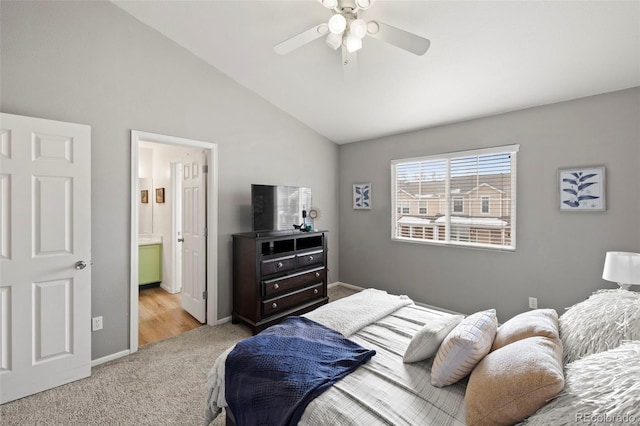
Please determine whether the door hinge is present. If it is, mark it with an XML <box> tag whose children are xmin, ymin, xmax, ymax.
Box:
<box><xmin>202</xmin><ymin>164</ymin><xmax>208</xmax><ymax>174</ymax></box>
<box><xmin>203</xmin><ymin>290</ymin><xmax>208</xmax><ymax>300</ymax></box>
<box><xmin>203</xmin><ymin>227</ymin><xmax>208</xmax><ymax>237</ymax></box>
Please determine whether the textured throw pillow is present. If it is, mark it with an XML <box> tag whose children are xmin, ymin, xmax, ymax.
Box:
<box><xmin>492</xmin><ymin>309</ymin><xmax>559</xmax><ymax>351</ymax></box>
<box><xmin>403</xmin><ymin>314</ymin><xmax>464</xmax><ymax>363</ymax></box>
<box><xmin>560</xmin><ymin>289</ymin><xmax>640</xmax><ymax>364</ymax></box>
<box><xmin>525</xmin><ymin>341</ymin><xmax>640</xmax><ymax>425</ymax></box>
<box><xmin>430</xmin><ymin>309</ymin><xmax>498</xmax><ymax>387</ymax></box>
<box><xmin>465</xmin><ymin>336</ymin><xmax>565</xmax><ymax>426</ymax></box>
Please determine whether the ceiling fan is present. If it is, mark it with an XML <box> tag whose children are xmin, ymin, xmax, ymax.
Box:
<box><xmin>274</xmin><ymin>0</ymin><xmax>430</xmax><ymax>78</ymax></box>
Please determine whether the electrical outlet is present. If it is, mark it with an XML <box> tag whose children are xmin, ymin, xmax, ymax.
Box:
<box><xmin>92</xmin><ymin>316</ymin><xmax>103</xmax><ymax>331</ymax></box>
<box><xmin>528</xmin><ymin>297</ymin><xmax>538</xmax><ymax>310</ymax></box>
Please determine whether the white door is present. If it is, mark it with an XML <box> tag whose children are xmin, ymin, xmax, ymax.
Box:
<box><xmin>0</xmin><ymin>113</ymin><xmax>91</xmax><ymax>404</ymax></box>
<box><xmin>180</xmin><ymin>150</ymin><xmax>206</xmax><ymax>323</ymax></box>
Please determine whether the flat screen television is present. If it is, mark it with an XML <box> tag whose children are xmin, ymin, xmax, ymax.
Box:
<box><xmin>252</xmin><ymin>184</ymin><xmax>312</xmax><ymax>232</ymax></box>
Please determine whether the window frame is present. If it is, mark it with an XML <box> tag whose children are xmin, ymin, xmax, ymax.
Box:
<box><xmin>390</xmin><ymin>144</ymin><xmax>519</xmax><ymax>251</ymax></box>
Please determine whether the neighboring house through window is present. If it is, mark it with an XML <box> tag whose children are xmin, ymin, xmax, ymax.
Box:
<box><xmin>391</xmin><ymin>144</ymin><xmax>519</xmax><ymax>250</ymax></box>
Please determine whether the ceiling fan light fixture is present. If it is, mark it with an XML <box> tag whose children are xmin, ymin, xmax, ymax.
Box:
<box><xmin>320</xmin><ymin>0</ymin><xmax>338</xmax><ymax>9</ymax></box>
<box><xmin>325</xmin><ymin>32</ymin><xmax>343</xmax><ymax>50</ymax></box>
<box><xmin>328</xmin><ymin>14</ymin><xmax>347</xmax><ymax>34</ymax></box>
<box><xmin>344</xmin><ymin>33</ymin><xmax>362</xmax><ymax>52</ymax></box>
<box><xmin>355</xmin><ymin>0</ymin><xmax>372</xmax><ymax>9</ymax></box>
<box><xmin>350</xmin><ymin>19</ymin><xmax>367</xmax><ymax>39</ymax></box>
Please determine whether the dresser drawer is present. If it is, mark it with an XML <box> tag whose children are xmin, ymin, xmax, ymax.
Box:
<box><xmin>261</xmin><ymin>255</ymin><xmax>296</xmax><ymax>276</ymax></box>
<box><xmin>263</xmin><ymin>268</ymin><xmax>326</xmax><ymax>297</ymax></box>
<box><xmin>296</xmin><ymin>250</ymin><xmax>324</xmax><ymax>268</ymax></box>
<box><xmin>262</xmin><ymin>283</ymin><xmax>325</xmax><ymax>317</ymax></box>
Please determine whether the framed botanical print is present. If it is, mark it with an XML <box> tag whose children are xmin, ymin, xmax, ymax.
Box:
<box><xmin>559</xmin><ymin>166</ymin><xmax>605</xmax><ymax>211</ymax></box>
<box><xmin>353</xmin><ymin>183</ymin><xmax>371</xmax><ymax>210</ymax></box>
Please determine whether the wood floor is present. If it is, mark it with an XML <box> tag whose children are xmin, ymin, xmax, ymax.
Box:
<box><xmin>138</xmin><ymin>286</ymin><xmax>202</xmax><ymax>346</ymax></box>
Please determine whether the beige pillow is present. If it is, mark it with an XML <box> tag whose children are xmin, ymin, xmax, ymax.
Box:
<box><xmin>492</xmin><ymin>309</ymin><xmax>559</xmax><ymax>351</ymax></box>
<box><xmin>430</xmin><ymin>309</ymin><xmax>498</xmax><ymax>387</ymax></box>
<box><xmin>465</xmin><ymin>336</ymin><xmax>565</xmax><ymax>426</ymax></box>
<box><xmin>403</xmin><ymin>314</ymin><xmax>464</xmax><ymax>363</ymax></box>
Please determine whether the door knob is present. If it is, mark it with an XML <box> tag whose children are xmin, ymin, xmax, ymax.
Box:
<box><xmin>74</xmin><ymin>260</ymin><xmax>88</xmax><ymax>270</ymax></box>
<box><xmin>177</xmin><ymin>238</ymin><xmax>184</xmax><ymax>242</ymax></box>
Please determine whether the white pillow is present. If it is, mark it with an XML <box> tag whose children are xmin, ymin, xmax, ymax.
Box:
<box><xmin>430</xmin><ymin>309</ymin><xmax>498</xmax><ymax>387</ymax></box>
<box><xmin>403</xmin><ymin>314</ymin><xmax>464</xmax><ymax>363</ymax></box>
<box><xmin>560</xmin><ymin>289</ymin><xmax>640</xmax><ymax>364</ymax></box>
<box><xmin>525</xmin><ymin>341</ymin><xmax>640</xmax><ymax>425</ymax></box>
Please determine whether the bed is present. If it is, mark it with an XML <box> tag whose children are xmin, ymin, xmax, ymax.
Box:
<box><xmin>205</xmin><ymin>288</ymin><xmax>640</xmax><ymax>426</ymax></box>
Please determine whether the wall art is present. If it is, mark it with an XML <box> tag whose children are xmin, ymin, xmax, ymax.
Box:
<box><xmin>353</xmin><ymin>183</ymin><xmax>371</xmax><ymax>210</ymax></box>
<box><xmin>156</xmin><ymin>187</ymin><xmax>165</xmax><ymax>204</ymax></box>
<box><xmin>559</xmin><ymin>166</ymin><xmax>605</xmax><ymax>211</ymax></box>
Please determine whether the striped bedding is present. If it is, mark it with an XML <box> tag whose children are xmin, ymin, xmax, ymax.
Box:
<box><xmin>298</xmin><ymin>304</ymin><xmax>467</xmax><ymax>426</ymax></box>
<box><xmin>205</xmin><ymin>291</ymin><xmax>467</xmax><ymax>426</ymax></box>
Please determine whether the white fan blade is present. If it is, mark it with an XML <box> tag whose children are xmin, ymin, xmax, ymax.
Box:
<box><xmin>274</xmin><ymin>24</ymin><xmax>329</xmax><ymax>55</ymax></box>
<box><xmin>367</xmin><ymin>21</ymin><xmax>430</xmax><ymax>56</ymax></box>
<box><xmin>342</xmin><ymin>46</ymin><xmax>358</xmax><ymax>82</ymax></box>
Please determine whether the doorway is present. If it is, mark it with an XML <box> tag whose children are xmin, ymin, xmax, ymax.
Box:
<box><xmin>130</xmin><ymin>131</ymin><xmax>218</xmax><ymax>353</ymax></box>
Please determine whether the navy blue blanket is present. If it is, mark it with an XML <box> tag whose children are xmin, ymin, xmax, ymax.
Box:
<box><xmin>225</xmin><ymin>316</ymin><xmax>376</xmax><ymax>426</ymax></box>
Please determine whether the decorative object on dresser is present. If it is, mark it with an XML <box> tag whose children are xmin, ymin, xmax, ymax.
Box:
<box><xmin>232</xmin><ymin>230</ymin><xmax>329</xmax><ymax>334</ymax></box>
<box><xmin>602</xmin><ymin>251</ymin><xmax>640</xmax><ymax>290</ymax></box>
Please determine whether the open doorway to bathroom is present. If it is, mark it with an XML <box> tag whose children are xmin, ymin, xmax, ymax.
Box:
<box><xmin>130</xmin><ymin>131</ymin><xmax>218</xmax><ymax>353</ymax></box>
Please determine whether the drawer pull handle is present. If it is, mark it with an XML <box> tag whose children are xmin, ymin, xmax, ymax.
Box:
<box><xmin>273</xmin><ymin>283</ymin><xmax>280</xmax><ymax>290</ymax></box>
<box><xmin>277</xmin><ymin>262</ymin><xmax>283</xmax><ymax>268</ymax></box>
<box><xmin>309</xmin><ymin>256</ymin><xmax>314</xmax><ymax>261</ymax></box>
<box><xmin>272</xmin><ymin>302</ymin><xmax>278</xmax><ymax>309</ymax></box>
<box><xmin>315</xmin><ymin>272</ymin><xmax>320</xmax><ymax>278</ymax></box>
<box><xmin>314</xmin><ymin>289</ymin><xmax>319</xmax><ymax>294</ymax></box>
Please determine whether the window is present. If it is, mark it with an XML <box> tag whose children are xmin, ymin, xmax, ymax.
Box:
<box><xmin>419</xmin><ymin>201</ymin><xmax>428</xmax><ymax>215</ymax></box>
<box><xmin>481</xmin><ymin>197</ymin><xmax>490</xmax><ymax>214</ymax></box>
<box><xmin>452</xmin><ymin>197</ymin><xmax>463</xmax><ymax>213</ymax></box>
<box><xmin>391</xmin><ymin>144</ymin><xmax>519</xmax><ymax>250</ymax></box>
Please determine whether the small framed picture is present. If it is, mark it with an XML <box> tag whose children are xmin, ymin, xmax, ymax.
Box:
<box><xmin>559</xmin><ymin>166</ymin><xmax>605</xmax><ymax>211</ymax></box>
<box><xmin>353</xmin><ymin>183</ymin><xmax>371</xmax><ymax>209</ymax></box>
<box><xmin>141</xmin><ymin>190</ymin><xmax>149</xmax><ymax>204</ymax></box>
<box><xmin>156</xmin><ymin>188</ymin><xmax>165</xmax><ymax>204</ymax></box>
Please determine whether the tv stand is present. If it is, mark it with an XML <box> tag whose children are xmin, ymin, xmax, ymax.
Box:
<box><xmin>232</xmin><ymin>230</ymin><xmax>328</xmax><ymax>334</ymax></box>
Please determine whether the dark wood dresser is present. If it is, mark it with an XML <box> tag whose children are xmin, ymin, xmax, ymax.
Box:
<box><xmin>232</xmin><ymin>230</ymin><xmax>329</xmax><ymax>334</ymax></box>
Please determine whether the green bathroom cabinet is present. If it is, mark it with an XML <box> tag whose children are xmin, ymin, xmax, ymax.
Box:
<box><xmin>139</xmin><ymin>244</ymin><xmax>162</xmax><ymax>285</ymax></box>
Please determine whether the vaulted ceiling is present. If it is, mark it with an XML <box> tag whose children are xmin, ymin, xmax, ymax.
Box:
<box><xmin>113</xmin><ymin>1</ymin><xmax>640</xmax><ymax>144</ymax></box>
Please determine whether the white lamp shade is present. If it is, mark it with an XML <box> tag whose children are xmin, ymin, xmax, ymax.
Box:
<box><xmin>328</xmin><ymin>14</ymin><xmax>347</xmax><ymax>35</ymax></box>
<box><xmin>321</xmin><ymin>0</ymin><xmax>338</xmax><ymax>9</ymax></box>
<box><xmin>325</xmin><ymin>33</ymin><xmax>342</xmax><ymax>50</ymax></box>
<box><xmin>350</xmin><ymin>19</ymin><xmax>367</xmax><ymax>39</ymax></box>
<box><xmin>345</xmin><ymin>34</ymin><xmax>362</xmax><ymax>52</ymax></box>
<box><xmin>602</xmin><ymin>251</ymin><xmax>640</xmax><ymax>287</ymax></box>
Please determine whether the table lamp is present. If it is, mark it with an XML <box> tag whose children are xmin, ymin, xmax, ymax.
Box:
<box><xmin>602</xmin><ymin>251</ymin><xmax>640</xmax><ymax>290</ymax></box>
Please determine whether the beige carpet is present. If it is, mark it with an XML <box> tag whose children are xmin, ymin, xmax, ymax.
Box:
<box><xmin>0</xmin><ymin>284</ymin><xmax>359</xmax><ymax>426</ymax></box>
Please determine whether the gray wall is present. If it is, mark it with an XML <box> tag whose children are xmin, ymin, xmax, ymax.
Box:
<box><xmin>339</xmin><ymin>88</ymin><xmax>640</xmax><ymax>322</ymax></box>
<box><xmin>1</xmin><ymin>1</ymin><xmax>339</xmax><ymax>360</ymax></box>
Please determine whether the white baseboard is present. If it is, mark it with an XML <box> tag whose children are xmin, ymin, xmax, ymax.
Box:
<box><xmin>329</xmin><ymin>281</ymin><xmax>364</xmax><ymax>291</ymax></box>
<box><xmin>215</xmin><ymin>315</ymin><xmax>232</xmax><ymax>325</ymax></box>
<box><xmin>91</xmin><ymin>349</ymin><xmax>130</xmax><ymax>367</ymax></box>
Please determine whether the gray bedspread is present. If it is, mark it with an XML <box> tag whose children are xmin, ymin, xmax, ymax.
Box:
<box><xmin>299</xmin><ymin>304</ymin><xmax>467</xmax><ymax>426</ymax></box>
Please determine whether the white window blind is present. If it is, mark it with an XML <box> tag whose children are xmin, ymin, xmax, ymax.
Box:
<box><xmin>391</xmin><ymin>144</ymin><xmax>519</xmax><ymax>250</ymax></box>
